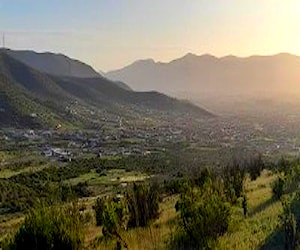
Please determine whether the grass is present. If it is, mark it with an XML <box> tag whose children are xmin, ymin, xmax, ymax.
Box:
<box><xmin>87</xmin><ymin>171</ymin><xmax>284</xmax><ymax>250</ymax></box>
<box><xmin>0</xmin><ymin>170</ymin><xmax>289</xmax><ymax>249</ymax></box>
<box><xmin>0</xmin><ymin>150</ymin><xmax>49</xmax><ymax>178</ymax></box>
<box><xmin>0</xmin><ymin>214</ymin><xmax>24</xmax><ymax>243</ymax></box>
<box><xmin>64</xmin><ymin>169</ymin><xmax>150</xmax><ymax>186</ymax></box>
<box><xmin>88</xmin><ymin>195</ymin><xmax>178</xmax><ymax>250</ymax></box>
<box><xmin>216</xmin><ymin>170</ymin><xmax>283</xmax><ymax>250</ymax></box>
<box><xmin>0</xmin><ymin>162</ymin><xmax>51</xmax><ymax>178</ymax></box>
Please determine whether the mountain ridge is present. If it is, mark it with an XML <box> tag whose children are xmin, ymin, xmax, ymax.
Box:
<box><xmin>0</xmin><ymin>48</ymin><xmax>132</xmax><ymax>91</ymax></box>
<box><xmin>105</xmin><ymin>52</ymin><xmax>300</xmax><ymax>97</ymax></box>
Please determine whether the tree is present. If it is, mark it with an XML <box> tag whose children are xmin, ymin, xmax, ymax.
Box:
<box><xmin>175</xmin><ymin>184</ymin><xmax>231</xmax><ymax>249</ymax></box>
<box><xmin>279</xmin><ymin>199</ymin><xmax>296</xmax><ymax>250</ymax></box>
<box><xmin>4</xmin><ymin>203</ymin><xmax>84</xmax><ymax>250</ymax></box>
<box><xmin>126</xmin><ymin>182</ymin><xmax>160</xmax><ymax>228</ymax></box>
<box><xmin>93</xmin><ymin>196</ymin><xmax>129</xmax><ymax>249</ymax></box>
<box><xmin>223</xmin><ymin>161</ymin><xmax>246</xmax><ymax>204</ymax></box>
<box><xmin>242</xmin><ymin>194</ymin><xmax>248</xmax><ymax>217</ymax></box>
<box><xmin>272</xmin><ymin>176</ymin><xmax>285</xmax><ymax>200</ymax></box>
<box><xmin>248</xmin><ymin>154</ymin><xmax>264</xmax><ymax>181</ymax></box>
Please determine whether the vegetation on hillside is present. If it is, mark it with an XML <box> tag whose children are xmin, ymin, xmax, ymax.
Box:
<box><xmin>2</xmin><ymin>152</ymin><xmax>300</xmax><ymax>250</ymax></box>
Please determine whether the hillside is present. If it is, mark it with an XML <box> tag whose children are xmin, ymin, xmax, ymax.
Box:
<box><xmin>106</xmin><ymin>53</ymin><xmax>300</xmax><ymax>98</ymax></box>
<box><xmin>1</xmin><ymin>49</ymin><xmax>131</xmax><ymax>91</ymax></box>
<box><xmin>55</xmin><ymin>76</ymin><xmax>212</xmax><ymax>118</ymax></box>
<box><xmin>2</xmin><ymin>49</ymin><xmax>100</xmax><ymax>78</ymax></box>
<box><xmin>0</xmin><ymin>71</ymin><xmax>70</xmax><ymax>128</ymax></box>
<box><xmin>0</xmin><ymin>52</ymin><xmax>212</xmax><ymax>128</ymax></box>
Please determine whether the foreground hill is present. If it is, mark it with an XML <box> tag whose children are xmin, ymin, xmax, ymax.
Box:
<box><xmin>106</xmin><ymin>53</ymin><xmax>300</xmax><ymax>98</ymax></box>
<box><xmin>0</xmin><ymin>53</ymin><xmax>75</xmax><ymax>128</ymax></box>
<box><xmin>0</xmin><ymin>52</ymin><xmax>212</xmax><ymax>128</ymax></box>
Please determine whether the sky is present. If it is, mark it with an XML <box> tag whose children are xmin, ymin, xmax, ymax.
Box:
<box><xmin>0</xmin><ymin>0</ymin><xmax>300</xmax><ymax>71</ymax></box>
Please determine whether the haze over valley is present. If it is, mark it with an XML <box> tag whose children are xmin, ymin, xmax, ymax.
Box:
<box><xmin>106</xmin><ymin>52</ymin><xmax>300</xmax><ymax>115</ymax></box>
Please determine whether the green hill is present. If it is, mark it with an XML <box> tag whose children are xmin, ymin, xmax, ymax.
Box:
<box><xmin>0</xmin><ymin>51</ymin><xmax>213</xmax><ymax>129</ymax></box>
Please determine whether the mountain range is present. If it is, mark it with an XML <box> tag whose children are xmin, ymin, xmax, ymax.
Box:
<box><xmin>106</xmin><ymin>53</ymin><xmax>300</xmax><ymax>99</ymax></box>
<box><xmin>0</xmin><ymin>49</ymin><xmax>212</xmax><ymax>128</ymax></box>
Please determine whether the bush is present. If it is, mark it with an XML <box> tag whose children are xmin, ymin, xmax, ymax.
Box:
<box><xmin>272</xmin><ymin>177</ymin><xmax>285</xmax><ymax>199</ymax></box>
<box><xmin>59</xmin><ymin>183</ymin><xmax>74</xmax><ymax>202</ymax></box>
<box><xmin>127</xmin><ymin>182</ymin><xmax>160</xmax><ymax>228</ymax></box>
<box><xmin>242</xmin><ymin>194</ymin><xmax>248</xmax><ymax>217</ymax></box>
<box><xmin>93</xmin><ymin>196</ymin><xmax>128</xmax><ymax>248</ymax></box>
<box><xmin>175</xmin><ymin>185</ymin><xmax>231</xmax><ymax>249</ymax></box>
<box><xmin>164</xmin><ymin>178</ymin><xmax>189</xmax><ymax>195</ymax></box>
<box><xmin>223</xmin><ymin>162</ymin><xmax>246</xmax><ymax>204</ymax></box>
<box><xmin>72</xmin><ymin>182</ymin><xmax>92</xmax><ymax>197</ymax></box>
<box><xmin>94</xmin><ymin>197</ymin><xmax>106</xmax><ymax>227</ymax></box>
<box><xmin>248</xmin><ymin>154</ymin><xmax>264</xmax><ymax>181</ymax></box>
<box><xmin>194</xmin><ymin>167</ymin><xmax>213</xmax><ymax>188</ymax></box>
<box><xmin>279</xmin><ymin>199</ymin><xmax>296</xmax><ymax>250</ymax></box>
<box><xmin>4</xmin><ymin>203</ymin><xmax>84</xmax><ymax>250</ymax></box>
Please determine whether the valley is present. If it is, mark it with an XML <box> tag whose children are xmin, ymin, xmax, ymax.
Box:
<box><xmin>1</xmin><ymin>49</ymin><xmax>300</xmax><ymax>250</ymax></box>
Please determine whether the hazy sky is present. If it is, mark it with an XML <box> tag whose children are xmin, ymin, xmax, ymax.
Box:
<box><xmin>1</xmin><ymin>0</ymin><xmax>300</xmax><ymax>71</ymax></box>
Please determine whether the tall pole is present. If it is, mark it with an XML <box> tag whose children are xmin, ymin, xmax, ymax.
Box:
<box><xmin>68</xmin><ymin>60</ymin><xmax>71</xmax><ymax>76</ymax></box>
<box><xmin>2</xmin><ymin>33</ymin><xmax>5</xmax><ymax>48</ymax></box>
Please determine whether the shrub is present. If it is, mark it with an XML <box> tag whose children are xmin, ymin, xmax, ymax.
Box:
<box><xmin>93</xmin><ymin>197</ymin><xmax>128</xmax><ymax>248</ymax></box>
<box><xmin>223</xmin><ymin>162</ymin><xmax>246</xmax><ymax>204</ymax></box>
<box><xmin>4</xmin><ymin>203</ymin><xmax>84</xmax><ymax>250</ymax></box>
<box><xmin>164</xmin><ymin>178</ymin><xmax>189</xmax><ymax>195</ymax></box>
<box><xmin>127</xmin><ymin>182</ymin><xmax>160</xmax><ymax>228</ymax></box>
<box><xmin>59</xmin><ymin>183</ymin><xmax>74</xmax><ymax>202</ymax></box>
<box><xmin>94</xmin><ymin>197</ymin><xmax>106</xmax><ymax>227</ymax></box>
<box><xmin>194</xmin><ymin>167</ymin><xmax>212</xmax><ymax>188</ymax></box>
<box><xmin>72</xmin><ymin>181</ymin><xmax>92</xmax><ymax>197</ymax></box>
<box><xmin>248</xmin><ymin>154</ymin><xmax>264</xmax><ymax>181</ymax></box>
<box><xmin>175</xmin><ymin>185</ymin><xmax>231</xmax><ymax>249</ymax></box>
<box><xmin>242</xmin><ymin>194</ymin><xmax>248</xmax><ymax>217</ymax></box>
<box><xmin>272</xmin><ymin>177</ymin><xmax>285</xmax><ymax>199</ymax></box>
<box><xmin>279</xmin><ymin>199</ymin><xmax>296</xmax><ymax>250</ymax></box>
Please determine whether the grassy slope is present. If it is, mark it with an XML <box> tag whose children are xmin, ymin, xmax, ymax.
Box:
<box><xmin>217</xmin><ymin>171</ymin><xmax>283</xmax><ymax>249</ymax></box>
<box><xmin>87</xmin><ymin>170</ymin><xmax>284</xmax><ymax>250</ymax></box>
<box><xmin>0</xmin><ymin>170</ymin><xmax>285</xmax><ymax>249</ymax></box>
<box><xmin>89</xmin><ymin>196</ymin><xmax>178</xmax><ymax>250</ymax></box>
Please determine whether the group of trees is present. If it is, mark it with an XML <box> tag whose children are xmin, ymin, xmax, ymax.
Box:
<box><xmin>270</xmin><ymin>158</ymin><xmax>300</xmax><ymax>249</ymax></box>
<box><xmin>0</xmin><ymin>154</ymin><xmax>167</xmax><ymax>214</ymax></box>
<box><xmin>171</xmin><ymin>166</ymin><xmax>240</xmax><ymax>248</ymax></box>
<box><xmin>93</xmin><ymin>182</ymin><xmax>160</xmax><ymax>249</ymax></box>
<box><xmin>2</xmin><ymin>203</ymin><xmax>84</xmax><ymax>250</ymax></box>
<box><xmin>1</xmin><ymin>154</ymin><xmax>267</xmax><ymax>249</ymax></box>
<box><xmin>169</xmin><ymin>154</ymin><xmax>265</xmax><ymax>249</ymax></box>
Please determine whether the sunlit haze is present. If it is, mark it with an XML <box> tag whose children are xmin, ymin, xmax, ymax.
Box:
<box><xmin>3</xmin><ymin>2</ymin><xmax>300</xmax><ymax>248</ymax></box>
<box><xmin>0</xmin><ymin>0</ymin><xmax>299</xmax><ymax>71</ymax></box>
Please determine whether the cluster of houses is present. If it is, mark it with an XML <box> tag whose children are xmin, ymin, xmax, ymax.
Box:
<box><xmin>41</xmin><ymin>147</ymin><xmax>72</xmax><ymax>162</ymax></box>
<box><xmin>3</xmin><ymin>113</ymin><xmax>300</xmax><ymax>161</ymax></box>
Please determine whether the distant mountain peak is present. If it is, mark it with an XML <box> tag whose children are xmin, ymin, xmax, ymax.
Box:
<box><xmin>221</xmin><ymin>55</ymin><xmax>238</xmax><ymax>60</ymax></box>
<box><xmin>199</xmin><ymin>53</ymin><xmax>216</xmax><ymax>59</ymax></box>
<box><xmin>114</xmin><ymin>58</ymin><xmax>157</xmax><ymax>72</ymax></box>
<box><xmin>172</xmin><ymin>53</ymin><xmax>217</xmax><ymax>64</ymax></box>
<box><xmin>132</xmin><ymin>58</ymin><xmax>156</xmax><ymax>66</ymax></box>
<box><xmin>182</xmin><ymin>52</ymin><xmax>198</xmax><ymax>58</ymax></box>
